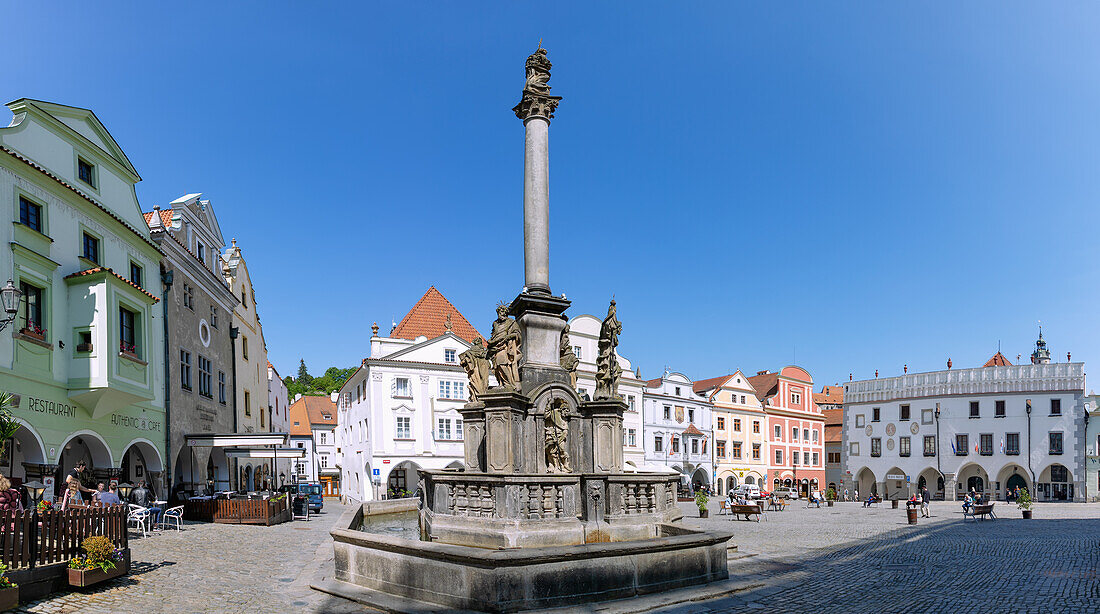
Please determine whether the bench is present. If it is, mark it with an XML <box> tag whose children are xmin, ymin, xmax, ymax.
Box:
<box><xmin>730</xmin><ymin>504</ymin><xmax>764</xmax><ymax>522</ymax></box>
<box><xmin>768</xmin><ymin>499</ymin><xmax>790</xmax><ymax>511</ymax></box>
<box><xmin>964</xmin><ymin>503</ymin><xmax>996</xmax><ymax>521</ymax></box>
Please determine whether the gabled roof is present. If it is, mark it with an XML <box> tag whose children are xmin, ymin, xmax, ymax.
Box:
<box><xmin>6</xmin><ymin>98</ymin><xmax>140</xmax><ymax>180</ymax></box>
<box><xmin>746</xmin><ymin>372</ymin><xmax>779</xmax><ymax>402</ymax></box>
<box><xmin>381</xmin><ymin>331</ymin><xmax>472</xmax><ymax>363</ymax></box>
<box><xmin>643</xmin><ymin>377</ymin><xmax>663</xmax><ymax>388</ymax></box>
<box><xmin>64</xmin><ymin>267</ymin><xmax>159</xmax><ymax>301</ymax></box>
<box><xmin>682</xmin><ymin>424</ymin><xmax>705</xmax><ymax>437</ymax></box>
<box><xmin>390</xmin><ymin>286</ymin><xmax>482</xmax><ymax>344</ymax></box>
<box><xmin>692</xmin><ymin>374</ymin><xmax>733</xmax><ymax>395</ymax></box>
<box><xmin>822</xmin><ymin>408</ymin><xmax>843</xmax><ymax>427</ymax></box>
<box><xmin>143</xmin><ymin>210</ymin><xmax>174</xmax><ymax>228</ymax></box>
<box><xmin>287</xmin><ymin>400</ymin><xmax>312</xmax><ymax>437</ymax></box>
<box><xmin>983</xmin><ymin>352</ymin><xmax>1013</xmax><ymax>367</ymax></box>
<box><xmin>289</xmin><ymin>395</ymin><xmax>337</xmax><ymax>428</ymax></box>
<box><xmin>813</xmin><ymin>385</ymin><xmax>845</xmax><ymax>405</ymax></box>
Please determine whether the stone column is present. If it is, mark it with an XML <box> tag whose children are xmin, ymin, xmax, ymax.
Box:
<box><xmin>522</xmin><ymin>117</ymin><xmax>550</xmax><ymax>294</ymax></box>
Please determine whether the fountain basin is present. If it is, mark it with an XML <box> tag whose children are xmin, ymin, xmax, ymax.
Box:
<box><xmin>327</xmin><ymin>500</ymin><xmax>731</xmax><ymax>612</ymax></box>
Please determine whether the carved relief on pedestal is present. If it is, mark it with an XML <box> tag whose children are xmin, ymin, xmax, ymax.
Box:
<box><xmin>544</xmin><ymin>397</ymin><xmax>572</xmax><ymax>473</ymax></box>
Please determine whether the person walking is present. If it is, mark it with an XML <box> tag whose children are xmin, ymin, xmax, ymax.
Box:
<box><xmin>920</xmin><ymin>485</ymin><xmax>930</xmax><ymax>517</ymax></box>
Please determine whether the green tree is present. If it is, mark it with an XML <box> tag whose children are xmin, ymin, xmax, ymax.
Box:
<box><xmin>297</xmin><ymin>359</ymin><xmax>313</xmax><ymax>387</ymax></box>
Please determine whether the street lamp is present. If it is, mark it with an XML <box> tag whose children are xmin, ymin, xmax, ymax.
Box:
<box><xmin>279</xmin><ymin>472</ymin><xmax>285</xmax><ymax>488</ymax></box>
<box><xmin>117</xmin><ymin>482</ymin><xmax>135</xmax><ymax>501</ymax></box>
<box><xmin>0</xmin><ymin>280</ymin><xmax>22</xmax><ymax>333</ymax></box>
<box><xmin>23</xmin><ymin>480</ymin><xmax>45</xmax><ymax>506</ymax></box>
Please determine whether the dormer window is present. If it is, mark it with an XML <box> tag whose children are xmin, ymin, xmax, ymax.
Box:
<box><xmin>444</xmin><ymin>349</ymin><xmax>456</xmax><ymax>363</ymax></box>
<box><xmin>196</xmin><ymin>241</ymin><xmax>206</xmax><ymax>264</ymax></box>
<box><xmin>77</xmin><ymin>158</ymin><xmax>96</xmax><ymax>188</ymax></box>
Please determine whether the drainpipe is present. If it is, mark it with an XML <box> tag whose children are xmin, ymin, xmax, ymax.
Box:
<box><xmin>161</xmin><ymin>269</ymin><xmax>174</xmax><ymax>497</ymax></box>
<box><xmin>230</xmin><ymin>326</ymin><xmax>239</xmax><ymax>490</ymax></box>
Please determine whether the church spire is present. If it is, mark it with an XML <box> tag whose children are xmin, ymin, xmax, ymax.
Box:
<box><xmin>1030</xmin><ymin>323</ymin><xmax>1050</xmax><ymax>364</ymax></box>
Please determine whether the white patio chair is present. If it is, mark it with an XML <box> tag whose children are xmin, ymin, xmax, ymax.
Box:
<box><xmin>158</xmin><ymin>506</ymin><xmax>184</xmax><ymax>532</ymax></box>
<box><xmin>127</xmin><ymin>505</ymin><xmax>150</xmax><ymax>538</ymax></box>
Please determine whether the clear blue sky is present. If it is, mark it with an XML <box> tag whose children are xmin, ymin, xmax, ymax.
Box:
<box><xmin>7</xmin><ymin>4</ymin><xmax>1099</xmax><ymax>389</ymax></box>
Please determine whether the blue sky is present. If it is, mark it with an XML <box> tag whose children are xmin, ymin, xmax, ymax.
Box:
<box><xmin>7</xmin><ymin>4</ymin><xmax>1100</xmax><ymax>389</ymax></box>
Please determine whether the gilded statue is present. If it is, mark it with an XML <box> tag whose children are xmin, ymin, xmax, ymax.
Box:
<box><xmin>459</xmin><ymin>336</ymin><xmax>490</xmax><ymax>402</ymax></box>
<box><xmin>544</xmin><ymin>398</ymin><xmax>571</xmax><ymax>473</ymax></box>
<box><xmin>593</xmin><ymin>299</ymin><xmax>622</xmax><ymax>400</ymax></box>
<box><xmin>488</xmin><ymin>302</ymin><xmax>522</xmax><ymax>390</ymax></box>
<box><xmin>559</xmin><ymin>325</ymin><xmax>579</xmax><ymax>389</ymax></box>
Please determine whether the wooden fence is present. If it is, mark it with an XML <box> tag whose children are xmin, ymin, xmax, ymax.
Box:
<box><xmin>0</xmin><ymin>505</ymin><xmax>129</xmax><ymax>571</ymax></box>
<box><xmin>183</xmin><ymin>496</ymin><xmax>291</xmax><ymax>526</ymax></box>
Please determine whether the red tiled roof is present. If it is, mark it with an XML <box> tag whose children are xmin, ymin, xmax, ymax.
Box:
<box><xmin>390</xmin><ymin>286</ymin><xmax>482</xmax><ymax>344</ymax></box>
<box><xmin>142</xmin><ymin>210</ymin><xmax>174</xmax><ymax>227</ymax></box>
<box><xmin>983</xmin><ymin>352</ymin><xmax>1013</xmax><ymax>367</ymax></box>
<box><xmin>287</xmin><ymin>400</ymin><xmax>311</xmax><ymax>437</ymax></box>
<box><xmin>289</xmin><ymin>395</ymin><xmax>337</xmax><ymax>428</ymax></box>
<box><xmin>813</xmin><ymin>385</ymin><xmax>845</xmax><ymax>405</ymax></box>
<box><xmin>746</xmin><ymin>372</ymin><xmax>779</xmax><ymax>402</ymax></box>
<box><xmin>643</xmin><ymin>377</ymin><xmax>663</xmax><ymax>388</ymax></box>
<box><xmin>692</xmin><ymin>374</ymin><xmax>733</xmax><ymax>395</ymax></box>
<box><xmin>822</xmin><ymin>408</ymin><xmax>843</xmax><ymax>426</ymax></box>
<box><xmin>824</xmin><ymin>424</ymin><xmax>843</xmax><ymax>443</ymax></box>
<box><xmin>683</xmin><ymin>424</ymin><xmax>704</xmax><ymax>436</ymax></box>
<box><xmin>64</xmin><ymin>267</ymin><xmax>159</xmax><ymax>301</ymax></box>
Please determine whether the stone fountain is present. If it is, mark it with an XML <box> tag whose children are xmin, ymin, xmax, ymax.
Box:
<box><xmin>321</xmin><ymin>46</ymin><xmax>731</xmax><ymax>613</ymax></box>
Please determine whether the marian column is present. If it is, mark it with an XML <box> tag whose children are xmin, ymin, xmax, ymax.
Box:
<box><xmin>509</xmin><ymin>47</ymin><xmax>570</xmax><ymax>393</ymax></box>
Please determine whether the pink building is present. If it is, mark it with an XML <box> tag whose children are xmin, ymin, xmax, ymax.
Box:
<box><xmin>749</xmin><ymin>366</ymin><xmax>826</xmax><ymax>497</ymax></box>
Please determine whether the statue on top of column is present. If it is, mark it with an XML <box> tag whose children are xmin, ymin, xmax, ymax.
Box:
<box><xmin>593</xmin><ymin>300</ymin><xmax>622</xmax><ymax>401</ymax></box>
<box><xmin>559</xmin><ymin>324</ymin><xmax>579</xmax><ymax>389</ymax></box>
<box><xmin>459</xmin><ymin>336</ymin><xmax>490</xmax><ymax>402</ymax></box>
<box><xmin>488</xmin><ymin>303</ymin><xmax>522</xmax><ymax>391</ymax></box>
<box><xmin>514</xmin><ymin>44</ymin><xmax>562</xmax><ymax>121</ymax></box>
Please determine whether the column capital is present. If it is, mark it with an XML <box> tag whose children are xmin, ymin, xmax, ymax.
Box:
<box><xmin>513</xmin><ymin>46</ymin><xmax>562</xmax><ymax>121</ymax></box>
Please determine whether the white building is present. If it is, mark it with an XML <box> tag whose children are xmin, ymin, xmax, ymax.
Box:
<box><xmin>842</xmin><ymin>337</ymin><xmax>1086</xmax><ymax>502</ymax></box>
<box><xmin>268</xmin><ymin>361</ymin><xmax>291</xmax><ymax>484</ymax></box>
<box><xmin>287</xmin><ymin>393</ymin><xmax>337</xmax><ymax>494</ymax></box>
<box><xmin>642</xmin><ymin>371</ymin><xmax>714</xmax><ymax>493</ymax></box>
<box><xmin>567</xmin><ymin>314</ymin><xmax>645</xmax><ymax>469</ymax></box>
<box><xmin>337</xmin><ymin>287</ymin><xmax>481</xmax><ymax>504</ymax></box>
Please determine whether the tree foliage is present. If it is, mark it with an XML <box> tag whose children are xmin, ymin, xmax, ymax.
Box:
<box><xmin>287</xmin><ymin>362</ymin><xmax>356</xmax><ymax>398</ymax></box>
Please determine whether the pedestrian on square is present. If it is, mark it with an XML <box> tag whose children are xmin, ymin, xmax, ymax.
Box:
<box><xmin>920</xmin><ymin>485</ymin><xmax>930</xmax><ymax>517</ymax></box>
<box><xmin>854</xmin><ymin>488</ymin><xmax>859</xmax><ymax>502</ymax></box>
<box><xmin>844</xmin><ymin>488</ymin><xmax>850</xmax><ymax>502</ymax></box>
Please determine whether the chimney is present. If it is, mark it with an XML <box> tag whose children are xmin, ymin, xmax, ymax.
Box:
<box><xmin>294</xmin><ymin>393</ymin><xmax>302</xmax><ymax>402</ymax></box>
<box><xmin>947</xmin><ymin>358</ymin><xmax>952</xmax><ymax>370</ymax></box>
<box><xmin>1067</xmin><ymin>351</ymin><xmax>1071</xmax><ymax>362</ymax></box>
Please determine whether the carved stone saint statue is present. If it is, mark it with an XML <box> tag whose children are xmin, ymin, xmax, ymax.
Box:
<box><xmin>593</xmin><ymin>299</ymin><xmax>623</xmax><ymax>400</ymax></box>
<box><xmin>488</xmin><ymin>303</ymin><xmax>522</xmax><ymax>390</ymax></box>
<box><xmin>544</xmin><ymin>398</ymin><xmax>571</xmax><ymax>473</ymax></box>
<box><xmin>459</xmin><ymin>336</ymin><xmax>489</xmax><ymax>402</ymax></box>
<box><xmin>523</xmin><ymin>46</ymin><xmax>553</xmax><ymax>96</ymax></box>
<box><xmin>559</xmin><ymin>325</ymin><xmax>579</xmax><ymax>389</ymax></box>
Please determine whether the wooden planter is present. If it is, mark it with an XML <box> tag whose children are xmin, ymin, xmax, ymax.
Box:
<box><xmin>0</xmin><ymin>586</ymin><xmax>18</xmax><ymax>611</ymax></box>
<box><xmin>827</xmin><ymin>501</ymin><xmax>834</xmax><ymax>507</ymax></box>
<box><xmin>68</xmin><ymin>553</ymin><xmax>129</xmax><ymax>588</ymax></box>
<box><xmin>1022</xmin><ymin>509</ymin><xmax>1033</xmax><ymax>519</ymax></box>
<box><xmin>698</xmin><ymin>508</ymin><xmax>708</xmax><ymax>518</ymax></box>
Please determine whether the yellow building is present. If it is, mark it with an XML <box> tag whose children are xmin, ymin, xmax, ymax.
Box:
<box><xmin>695</xmin><ymin>371</ymin><xmax>768</xmax><ymax>496</ymax></box>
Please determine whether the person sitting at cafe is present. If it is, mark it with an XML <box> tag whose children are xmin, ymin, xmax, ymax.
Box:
<box><xmin>98</xmin><ymin>483</ymin><xmax>122</xmax><ymax>506</ymax></box>
<box><xmin>62</xmin><ymin>461</ymin><xmax>95</xmax><ymax>510</ymax></box>
<box><xmin>0</xmin><ymin>475</ymin><xmax>23</xmax><ymax>512</ymax></box>
<box><xmin>131</xmin><ymin>481</ymin><xmax>162</xmax><ymax>526</ymax></box>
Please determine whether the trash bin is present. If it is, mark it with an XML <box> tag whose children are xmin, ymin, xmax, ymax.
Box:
<box><xmin>907</xmin><ymin>507</ymin><xmax>918</xmax><ymax>525</ymax></box>
<box><xmin>891</xmin><ymin>499</ymin><xmax>899</xmax><ymax>509</ymax></box>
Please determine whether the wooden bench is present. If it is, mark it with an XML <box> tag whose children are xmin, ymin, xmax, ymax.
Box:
<box><xmin>964</xmin><ymin>503</ymin><xmax>996</xmax><ymax>521</ymax></box>
<box><xmin>729</xmin><ymin>504</ymin><xmax>764</xmax><ymax>522</ymax></box>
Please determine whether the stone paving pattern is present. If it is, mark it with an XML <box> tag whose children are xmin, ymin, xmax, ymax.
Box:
<box><xmin>15</xmin><ymin>499</ymin><xmax>1100</xmax><ymax>613</ymax></box>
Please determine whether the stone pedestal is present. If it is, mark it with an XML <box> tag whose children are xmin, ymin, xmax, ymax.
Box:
<box><xmin>458</xmin><ymin>403</ymin><xmax>486</xmax><ymax>472</ymax></box>
<box><xmin>508</xmin><ymin>291</ymin><xmax>571</xmax><ymax>395</ymax></box>
<box><xmin>576</xmin><ymin>399</ymin><xmax>625</xmax><ymax>473</ymax></box>
<box><xmin>943</xmin><ymin>472</ymin><xmax>957</xmax><ymax>501</ymax></box>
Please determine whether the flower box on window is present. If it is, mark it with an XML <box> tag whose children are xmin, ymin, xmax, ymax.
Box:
<box><xmin>19</xmin><ymin>325</ymin><xmax>46</xmax><ymax>341</ymax></box>
<box><xmin>76</xmin><ymin>342</ymin><xmax>93</xmax><ymax>353</ymax></box>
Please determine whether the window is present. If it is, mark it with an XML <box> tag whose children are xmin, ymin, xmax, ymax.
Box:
<box><xmin>740</xmin><ymin>395</ymin><xmax>746</xmax><ymax>404</ymax></box>
<box><xmin>218</xmin><ymin>371</ymin><xmax>227</xmax><ymax>404</ymax></box>
<box><xmin>793</xmin><ymin>451</ymin><xmax>800</xmax><ymax>465</ymax></box>
<box><xmin>675</xmin><ymin>387</ymin><xmax>681</xmax><ymax>396</ymax></box>
<box><xmin>775</xmin><ymin>449</ymin><xmax>783</xmax><ymax>465</ymax></box>
<box><xmin>241</xmin><ymin>289</ymin><xmax>247</xmax><ymax>308</ymax></box>
<box><xmin>979</xmin><ymin>433</ymin><xmax>993</xmax><ymax>456</ymax></box>
<box><xmin>774</xmin><ymin>425</ymin><xmax>782</xmax><ymax>439</ymax></box>
<box><xmin>627</xmin><ymin>428</ymin><xmax>636</xmax><ymax>447</ymax></box>
<box><xmin>733</xmin><ymin>418</ymin><xmax>741</xmax><ymax>431</ymax></box>
<box><xmin>899</xmin><ymin>436</ymin><xmax>911</xmax><ymax>457</ymax></box>
<box><xmin>210</xmin><ymin>305</ymin><xmax>218</xmax><ymax>328</ymax></box>
<box><xmin>671</xmin><ymin>437</ymin><xmax>680</xmax><ymax>454</ymax></box>
<box><xmin>244</xmin><ymin>390</ymin><xmax>251</xmax><ymax>416</ymax></box>
<box><xmin>924</xmin><ymin>435</ymin><xmax>936</xmax><ymax>457</ymax></box>
<box><xmin>752</xmin><ymin>420</ymin><xmax>760</xmax><ymax>433</ymax></box>
<box><xmin>198</xmin><ymin>355</ymin><xmax>212</xmax><ymax>397</ymax></box>
<box><xmin>196</xmin><ymin>241</ymin><xmax>206</xmax><ymax>264</ymax></box>
<box><xmin>849</xmin><ymin>442</ymin><xmax>860</xmax><ymax>456</ymax></box>
<box><xmin>572</xmin><ymin>346</ymin><xmax>581</xmax><ymax>359</ymax></box>
<box><xmin>19</xmin><ymin>282</ymin><xmax>42</xmax><ymax>331</ymax></box>
<box><xmin>444</xmin><ymin>349</ymin><xmax>456</xmax><ymax>363</ymax></box>
<box><xmin>627</xmin><ymin>395</ymin><xmax>635</xmax><ymax>411</ymax></box>
<box><xmin>82</xmin><ymin>232</ymin><xmax>99</xmax><ymax>263</ymax></box>
<box><xmin>1050</xmin><ymin>399</ymin><xmax>1061</xmax><ymax>416</ymax></box>
<box><xmin>260</xmin><ymin>404</ymin><xmax>265</xmax><ymax>428</ymax></box>
<box><xmin>969</xmin><ymin>401</ymin><xmax>980</xmax><ymax>418</ymax></box>
<box><xmin>732</xmin><ymin>442</ymin><xmax>742</xmax><ymax>458</ymax></box>
<box><xmin>663</xmin><ymin>405</ymin><xmax>671</xmax><ymax>420</ymax></box>
<box><xmin>752</xmin><ymin>443</ymin><xmax>761</xmax><ymax>459</ymax></box>
<box><xmin>182</xmin><ymin>284</ymin><xmax>194</xmax><ymax>310</ymax></box>
<box><xmin>1006</xmin><ymin>433</ymin><xmax>1020</xmax><ymax>455</ymax></box>
<box><xmin>872</xmin><ymin>407</ymin><xmax>880</xmax><ymax>422</ymax></box>
<box><xmin>803</xmin><ymin>428</ymin><xmax>809</xmax><ymax>441</ymax></box>
<box><xmin>395</xmin><ymin>377</ymin><xmax>411</xmax><ymax>398</ymax></box>
<box><xmin>716</xmin><ymin>417</ymin><xmax>725</xmax><ymax>430</ymax></box>
<box><xmin>871</xmin><ymin>438</ymin><xmax>881</xmax><ymax>457</ymax></box>
<box><xmin>955</xmin><ymin>434</ymin><xmax>968</xmax><ymax>456</ymax></box>
<box><xmin>76</xmin><ymin>331</ymin><xmax>91</xmax><ymax>352</ymax></box>
<box><xmin>437</xmin><ymin>418</ymin><xmax>453</xmax><ymax>440</ymax></box>
<box><xmin>19</xmin><ymin>197</ymin><xmax>42</xmax><ymax>232</ymax></box>
<box><xmin>791</xmin><ymin>391</ymin><xmax>801</xmax><ymax>405</ymax></box>
<box><xmin>456</xmin><ymin>419</ymin><xmax>463</xmax><ymax>439</ymax></box>
<box><xmin>688</xmin><ymin>409</ymin><xmax>695</xmax><ymax>423</ymax></box>
<box><xmin>900</xmin><ymin>404</ymin><xmax>910</xmax><ymax>421</ymax></box>
<box><xmin>691</xmin><ymin>438</ymin><xmax>698</xmax><ymax>454</ymax></box>
<box><xmin>119</xmin><ymin>306</ymin><xmax>137</xmax><ymax>355</ymax></box>
<box><xmin>922</xmin><ymin>409</ymin><xmax>934</xmax><ymax>425</ymax></box>
<box><xmin>654</xmin><ymin>435</ymin><xmax>663</xmax><ymax>452</ymax></box>
<box><xmin>716</xmin><ymin>441</ymin><xmax>726</xmax><ymax>458</ymax></box>
<box><xmin>242</xmin><ymin>336</ymin><xmax>248</xmax><ymax>360</ymax></box>
<box><xmin>1051</xmin><ymin>464</ymin><xmax>1068</xmax><ymax>482</ymax></box>
<box><xmin>812</xmin><ymin>430</ymin><xmax>819</xmax><ymax>443</ymax></box>
<box><xmin>319</xmin><ymin>455</ymin><xmax>328</xmax><ymax>468</ymax></box>
<box><xmin>439</xmin><ymin>380</ymin><xmax>465</xmax><ymax>400</ymax></box>
<box><xmin>396</xmin><ymin>416</ymin><xmax>411</xmax><ymax>439</ymax></box>
<box><xmin>995</xmin><ymin>400</ymin><xmax>1005</xmax><ymax>417</ymax></box>
<box><xmin>180</xmin><ymin>349</ymin><xmax>192</xmax><ymax>390</ymax></box>
<box><xmin>129</xmin><ymin>262</ymin><xmax>143</xmax><ymax>287</ymax></box>
<box><xmin>812</xmin><ymin>452</ymin><xmax>819</xmax><ymax>465</ymax></box>
<box><xmin>77</xmin><ymin>158</ymin><xmax>95</xmax><ymax>187</ymax></box>
<box><xmin>855</xmin><ymin>414</ymin><xmax>865</xmax><ymax>428</ymax></box>
<box><xmin>792</xmin><ymin>427</ymin><xmax>799</xmax><ymax>441</ymax></box>
<box><xmin>1049</xmin><ymin>432</ymin><xmax>1063</xmax><ymax>455</ymax></box>
<box><xmin>827</xmin><ymin>451</ymin><xmax>841</xmax><ymax>464</ymax></box>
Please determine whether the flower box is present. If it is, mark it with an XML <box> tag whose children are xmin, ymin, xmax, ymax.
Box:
<box><xmin>19</xmin><ymin>327</ymin><xmax>45</xmax><ymax>341</ymax></box>
<box><xmin>0</xmin><ymin>586</ymin><xmax>17</xmax><ymax>611</ymax></box>
<box><xmin>76</xmin><ymin>342</ymin><xmax>93</xmax><ymax>353</ymax></box>
<box><xmin>68</xmin><ymin>563</ymin><xmax>126</xmax><ymax>588</ymax></box>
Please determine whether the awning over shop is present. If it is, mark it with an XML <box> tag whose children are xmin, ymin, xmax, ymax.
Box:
<box><xmin>223</xmin><ymin>447</ymin><xmax>306</xmax><ymax>459</ymax></box>
<box><xmin>184</xmin><ymin>433</ymin><xmax>289</xmax><ymax>447</ymax></box>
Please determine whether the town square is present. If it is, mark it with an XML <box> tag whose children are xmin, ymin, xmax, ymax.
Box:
<box><xmin>1</xmin><ymin>4</ymin><xmax>1100</xmax><ymax>614</ymax></box>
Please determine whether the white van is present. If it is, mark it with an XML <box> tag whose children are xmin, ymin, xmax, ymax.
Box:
<box><xmin>731</xmin><ymin>484</ymin><xmax>762</xmax><ymax>500</ymax></box>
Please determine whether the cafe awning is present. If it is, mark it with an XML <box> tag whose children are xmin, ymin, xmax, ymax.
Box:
<box><xmin>224</xmin><ymin>447</ymin><xmax>306</xmax><ymax>459</ymax></box>
<box><xmin>184</xmin><ymin>433</ymin><xmax>289</xmax><ymax>447</ymax></box>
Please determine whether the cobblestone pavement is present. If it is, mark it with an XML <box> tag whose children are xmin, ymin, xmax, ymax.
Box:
<box><xmin>15</xmin><ymin>501</ymin><xmax>369</xmax><ymax>614</ymax></box>
<box><xmin>660</xmin><ymin>499</ymin><xmax>1100</xmax><ymax>613</ymax></box>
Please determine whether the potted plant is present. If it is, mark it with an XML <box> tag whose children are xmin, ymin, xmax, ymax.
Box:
<box><xmin>826</xmin><ymin>487</ymin><xmax>836</xmax><ymax>506</ymax></box>
<box><xmin>0</xmin><ymin>563</ymin><xmax>18</xmax><ymax>611</ymax></box>
<box><xmin>18</xmin><ymin>324</ymin><xmax>45</xmax><ymax>342</ymax></box>
<box><xmin>68</xmin><ymin>536</ymin><xmax>127</xmax><ymax>588</ymax></box>
<box><xmin>694</xmin><ymin>491</ymin><xmax>709</xmax><ymax>518</ymax></box>
<box><xmin>1017</xmin><ymin>487</ymin><xmax>1033</xmax><ymax>519</ymax></box>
